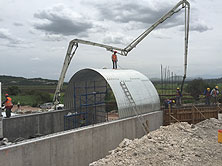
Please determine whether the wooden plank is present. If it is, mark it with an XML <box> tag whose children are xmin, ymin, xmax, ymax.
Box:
<box><xmin>192</xmin><ymin>106</ymin><xmax>194</xmax><ymax>124</ymax></box>
<box><xmin>193</xmin><ymin>105</ymin><xmax>207</xmax><ymax>120</ymax></box>
<box><xmin>170</xmin><ymin>115</ymin><xmax>180</xmax><ymax>123</ymax></box>
<box><xmin>163</xmin><ymin>105</ymin><xmax>219</xmax><ymax>125</ymax></box>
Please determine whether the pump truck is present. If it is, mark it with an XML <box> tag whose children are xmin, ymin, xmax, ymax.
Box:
<box><xmin>53</xmin><ymin>0</ymin><xmax>190</xmax><ymax>107</ymax></box>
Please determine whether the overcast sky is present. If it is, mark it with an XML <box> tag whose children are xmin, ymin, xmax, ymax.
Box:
<box><xmin>0</xmin><ymin>0</ymin><xmax>221</xmax><ymax>81</ymax></box>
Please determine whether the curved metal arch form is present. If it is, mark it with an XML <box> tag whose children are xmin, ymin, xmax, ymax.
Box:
<box><xmin>64</xmin><ymin>68</ymin><xmax>160</xmax><ymax>119</ymax></box>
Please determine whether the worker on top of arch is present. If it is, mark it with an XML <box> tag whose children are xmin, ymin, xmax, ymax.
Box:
<box><xmin>112</xmin><ymin>51</ymin><xmax>118</xmax><ymax>69</ymax></box>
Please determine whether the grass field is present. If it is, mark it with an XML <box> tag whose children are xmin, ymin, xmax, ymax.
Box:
<box><xmin>1</xmin><ymin>85</ymin><xmax>67</xmax><ymax>107</ymax></box>
<box><xmin>1</xmin><ymin>79</ymin><xmax>222</xmax><ymax>107</ymax></box>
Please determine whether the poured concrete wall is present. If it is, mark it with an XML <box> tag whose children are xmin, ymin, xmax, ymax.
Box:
<box><xmin>0</xmin><ymin>111</ymin><xmax>163</xmax><ymax>166</ymax></box>
<box><xmin>3</xmin><ymin>109</ymin><xmax>74</xmax><ymax>141</ymax></box>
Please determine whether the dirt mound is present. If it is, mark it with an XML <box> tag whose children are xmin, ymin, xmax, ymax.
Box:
<box><xmin>90</xmin><ymin>118</ymin><xmax>222</xmax><ymax>166</ymax></box>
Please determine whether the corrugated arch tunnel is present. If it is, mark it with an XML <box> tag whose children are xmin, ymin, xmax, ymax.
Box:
<box><xmin>64</xmin><ymin>68</ymin><xmax>160</xmax><ymax>126</ymax></box>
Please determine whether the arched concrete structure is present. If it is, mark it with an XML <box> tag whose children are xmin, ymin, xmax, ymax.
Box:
<box><xmin>64</xmin><ymin>68</ymin><xmax>160</xmax><ymax>120</ymax></box>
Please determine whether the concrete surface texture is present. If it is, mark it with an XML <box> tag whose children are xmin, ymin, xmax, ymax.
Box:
<box><xmin>3</xmin><ymin>109</ymin><xmax>73</xmax><ymax>141</ymax></box>
<box><xmin>0</xmin><ymin>111</ymin><xmax>162</xmax><ymax>166</ymax></box>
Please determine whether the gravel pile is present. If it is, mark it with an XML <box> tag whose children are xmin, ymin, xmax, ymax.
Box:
<box><xmin>90</xmin><ymin>118</ymin><xmax>222</xmax><ymax>166</ymax></box>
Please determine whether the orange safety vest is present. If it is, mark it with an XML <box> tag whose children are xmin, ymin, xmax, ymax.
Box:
<box><xmin>112</xmin><ymin>54</ymin><xmax>117</xmax><ymax>61</ymax></box>
<box><xmin>5</xmin><ymin>97</ymin><xmax>13</xmax><ymax>108</ymax></box>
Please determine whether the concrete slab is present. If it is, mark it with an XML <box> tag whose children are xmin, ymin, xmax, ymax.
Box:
<box><xmin>0</xmin><ymin>111</ymin><xmax>163</xmax><ymax>166</ymax></box>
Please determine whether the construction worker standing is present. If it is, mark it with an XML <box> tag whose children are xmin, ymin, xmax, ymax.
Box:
<box><xmin>2</xmin><ymin>94</ymin><xmax>13</xmax><ymax>118</ymax></box>
<box><xmin>112</xmin><ymin>51</ymin><xmax>118</xmax><ymax>69</ymax></box>
<box><xmin>204</xmin><ymin>88</ymin><xmax>211</xmax><ymax>105</ymax></box>
<box><xmin>175</xmin><ymin>87</ymin><xmax>182</xmax><ymax>106</ymax></box>
<box><xmin>210</xmin><ymin>86</ymin><xmax>219</xmax><ymax>104</ymax></box>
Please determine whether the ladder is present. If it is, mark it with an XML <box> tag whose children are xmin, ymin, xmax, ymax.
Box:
<box><xmin>120</xmin><ymin>81</ymin><xmax>149</xmax><ymax>134</ymax></box>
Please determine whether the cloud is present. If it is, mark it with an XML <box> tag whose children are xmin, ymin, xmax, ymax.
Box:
<box><xmin>0</xmin><ymin>28</ymin><xmax>12</xmax><ymax>40</ymax></box>
<box><xmin>13</xmin><ymin>22</ymin><xmax>23</xmax><ymax>27</ymax></box>
<box><xmin>86</xmin><ymin>0</ymin><xmax>184</xmax><ymax>29</ymax></box>
<box><xmin>43</xmin><ymin>34</ymin><xmax>66</xmax><ymax>41</ymax></box>
<box><xmin>30</xmin><ymin>57</ymin><xmax>40</xmax><ymax>61</ymax></box>
<box><xmin>102</xmin><ymin>32</ymin><xmax>133</xmax><ymax>45</ymax></box>
<box><xmin>189</xmin><ymin>20</ymin><xmax>213</xmax><ymax>33</ymax></box>
<box><xmin>85</xmin><ymin>0</ymin><xmax>212</xmax><ymax>34</ymax></box>
<box><xmin>0</xmin><ymin>28</ymin><xmax>30</xmax><ymax>48</ymax></box>
<box><xmin>151</xmin><ymin>30</ymin><xmax>171</xmax><ymax>39</ymax></box>
<box><xmin>178</xmin><ymin>19</ymin><xmax>212</xmax><ymax>33</ymax></box>
<box><xmin>33</xmin><ymin>4</ymin><xmax>93</xmax><ymax>36</ymax></box>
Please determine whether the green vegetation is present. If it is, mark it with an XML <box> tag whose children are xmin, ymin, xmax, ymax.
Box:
<box><xmin>185</xmin><ymin>79</ymin><xmax>209</xmax><ymax>101</ymax></box>
<box><xmin>0</xmin><ymin>75</ymin><xmax>59</xmax><ymax>86</ymax></box>
<box><xmin>0</xmin><ymin>75</ymin><xmax>69</xmax><ymax>107</ymax></box>
<box><xmin>1</xmin><ymin>75</ymin><xmax>222</xmax><ymax>107</ymax></box>
<box><xmin>6</xmin><ymin>86</ymin><xmax>21</xmax><ymax>95</ymax></box>
<box><xmin>105</xmin><ymin>91</ymin><xmax>117</xmax><ymax>112</ymax></box>
<box><xmin>153</xmin><ymin>77</ymin><xmax>222</xmax><ymax>105</ymax></box>
<box><xmin>2</xmin><ymin>88</ymin><xmax>52</xmax><ymax>107</ymax></box>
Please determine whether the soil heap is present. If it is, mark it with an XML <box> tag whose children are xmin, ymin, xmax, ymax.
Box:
<box><xmin>90</xmin><ymin>118</ymin><xmax>222</xmax><ymax>166</ymax></box>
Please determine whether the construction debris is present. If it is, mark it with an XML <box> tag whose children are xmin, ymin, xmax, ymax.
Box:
<box><xmin>90</xmin><ymin>118</ymin><xmax>222</xmax><ymax>166</ymax></box>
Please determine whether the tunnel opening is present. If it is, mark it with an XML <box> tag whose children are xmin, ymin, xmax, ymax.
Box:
<box><xmin>64</xmin><ymin>69</ymin><xmax>119</xmax><ymax>130</ymax></box>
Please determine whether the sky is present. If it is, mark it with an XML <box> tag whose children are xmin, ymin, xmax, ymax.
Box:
<box><xmin>0</xmin><ymin>0</ymin><xmax>221</xmax><ymax>81</ymax></box>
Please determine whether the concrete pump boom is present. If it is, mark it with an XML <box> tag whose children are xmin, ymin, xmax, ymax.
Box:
<box><xmin>53</xmin><ymin>0</ymin><xmax>190</xmax><ymax>106</ymax></box>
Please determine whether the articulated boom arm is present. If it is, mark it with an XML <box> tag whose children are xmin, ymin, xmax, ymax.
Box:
<box><xmin>124</xmin><ymin>0</ymin><xmax>190</xmax><ymax>53</ymax></box>
<box><xmin>123</xmin><ymin>0</ymin><xmax>190</xmax><ymax>93</ymax></box>
<box><xmin>53</xmin><ymin>0</ymin><xmax>190</xmax><ymax>106</ymax></box>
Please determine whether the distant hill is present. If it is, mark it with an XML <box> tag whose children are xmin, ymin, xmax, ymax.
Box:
<box><xmin>151</xmin><ymin>75</ymin><xmax>184</xmax><ymax>82</ymax></box>
<box><xmin>151</xmin><ymin>76</ymin><xmax>222</xmax><ymax>83</ymax></box>
<box><xmin>205</xmin><ymin>77</ymin><xmax>222</xmax><ymax>83</ymax></box>
<box><xmin>0</xmin><ymin>75</ymin><xmax>61</xmax><ymax>86</ymax></box>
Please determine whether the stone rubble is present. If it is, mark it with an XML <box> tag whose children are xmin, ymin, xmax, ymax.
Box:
<box><xmin>90</xmin><ymin>118</ymin><xmax>222</xmax><ymax>166</ymax></box>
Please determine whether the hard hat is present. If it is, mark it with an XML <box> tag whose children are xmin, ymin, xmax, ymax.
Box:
<box><xmin>172</xmin><ymin>100</ymin><xmax>175</xmax><ymax>103</ymax></box>
<box><xmin>207</xmin><ymin>88</ymin><xmax>210</xmax><ymax>91</ymax></box>
<box><xmin>114</xmin><ymin>51</ymin><xmax>117</xmax><ymax>53</ymax></box>
<box><xmin>5</xmin><ymin>94</ymin><xmax>8</xmax><ymax>97</ymax></box>
<box><xmin>177</xmin><ymin>87</ymin><xmax>180</xmax><ymax>90</ymax></box>
<box><xmin>215</xmin><ymin>86</ymin><xmax>218</xmax><ymax>89</ymax></box>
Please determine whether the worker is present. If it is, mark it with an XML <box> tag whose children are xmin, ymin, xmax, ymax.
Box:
<box><xmin>164</xmin><ymin>99</ymin><xmax>175</xmax><ymax>109</ymax></box>
<box><xmin>210</xmin><ymin>86</ymin><xmax>219</xmax><ymax>105</ymax></box>
<box><xmin>175</xmin><ymin>87</ymin><xmax>182</xmax><ymax>106</ymax></box>
<box><xmin>204</xmin><ymin>88</ymin><xmax>211</xmax><ymax>106</ymax></box>
<box><xmin>112</xmin><ymin>51</ymin><xmax>118</xmax><ymax>69</ymax></box>
<box><xmin>2</xmin><ymin>94</ymin><xmax>13</xmax><ymax>118</ymax></box>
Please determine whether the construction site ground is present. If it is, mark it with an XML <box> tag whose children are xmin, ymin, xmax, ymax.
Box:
<box><xmin>90</xmin><ymin>118</ymin><xmax>222</xmax><ymax>166</ymax></box>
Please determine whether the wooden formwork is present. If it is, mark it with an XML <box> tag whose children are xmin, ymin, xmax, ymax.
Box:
<box><xmin>163</xmin><ymin>105</ymin><xmax>220</xmax><ymax>125</ymax></box>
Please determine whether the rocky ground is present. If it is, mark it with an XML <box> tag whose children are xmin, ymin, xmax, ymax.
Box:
<box><xmin>90</xmin><ymin>118</ymin><xmax>222</xmax><ymax>166</ymax></box>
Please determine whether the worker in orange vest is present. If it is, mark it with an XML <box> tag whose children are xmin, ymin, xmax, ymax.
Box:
<box><xmin>2</xmin><ymin>94</ymin><xmax>13</xmax><ymax>118</ymax></box>
<box><xmin>112</xmin><ymin>51</ymin><xmax>118</xmax><ymax>69</ymax></box>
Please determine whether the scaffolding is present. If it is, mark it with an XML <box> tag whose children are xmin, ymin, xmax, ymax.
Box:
<box><xmin>64</xmin><ymin>80</ymin><xmax>110</xmax><ymax>130</ymax></box>
<box><xmin>159</xmin><ymin>65</ymin><xmax>182</xmax><ymax>105</ymax></box>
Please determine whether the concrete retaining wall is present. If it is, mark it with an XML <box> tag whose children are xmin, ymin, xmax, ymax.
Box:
<box><xmin>0</xmin><ymin>111</ymin><xmax>163</xmax><ymax>166</ymax></box>
<box><xmin>3</xmin><ymin>109</ymin><xmax>73</xmax><ymax>141</ymax></box>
